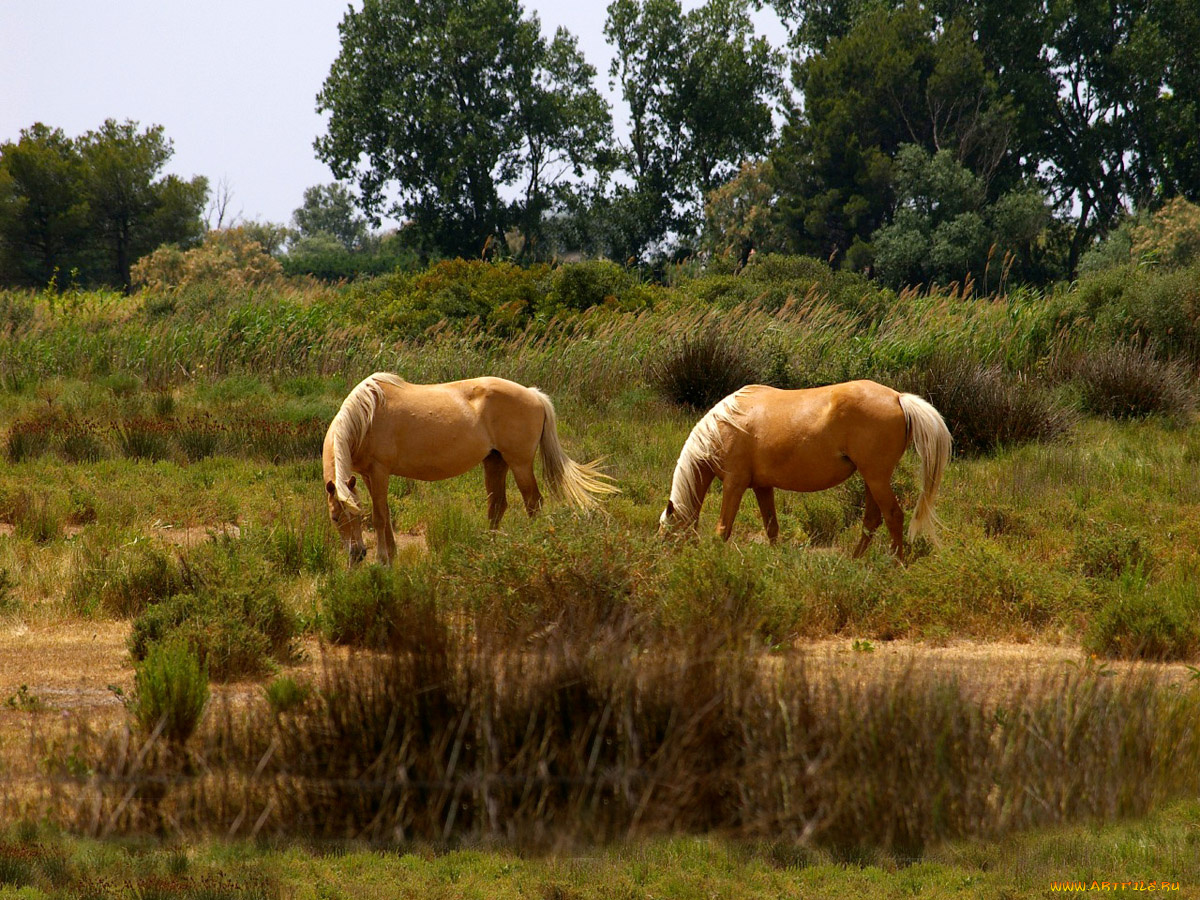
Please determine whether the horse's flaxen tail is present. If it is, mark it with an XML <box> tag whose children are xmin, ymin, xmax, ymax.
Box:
<box><xmin>898</xmin><ymin>393</ymin><xmax>952</xmax><ymax>545</ymax></box>
<box><xmin>532</xmin><ymin>389</ymin><xmax>619</xmax><ymax>510</ymax></box>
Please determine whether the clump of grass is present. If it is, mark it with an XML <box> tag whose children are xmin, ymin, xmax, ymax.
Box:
<box><xmin>648</xmin><ymin>325</ymin><xmax>763</xmax><ymax>410</ymax></box>
<box><xmin>902</xmin><ymin>351</ymin><xmax>1073</xmax><ymax>456</ymax></box>
<box><xmin>129</xmin><ymin>640</ymin><xmax>209</xmax><ymax>745</ymax></box>
<box><xmin>56</xmin><ymin>418</ymin><xmax>106</xmax><ymax>463</ymax></box>
<box><xmin>10</xmin><ymin>491</ymin><xmax>62</xmax><ymax>544</ymax></box>
<box><xmin>1061</xmin><ymin>343</ymin><xmax>1196</xmax><ymax>422</ymax></box>
<box><xmin>115</xmin><ymin>417</ymin><xmax>172</xmax><ymax>461</ymax></box>
<box><xmin>68</xmin><ymin>542</ymin><xmax>186</xmax><ymax>618</ymax></box>
<box><xmin>174</xmin><ymin>414</ymin><xmax>226</xmax><ymax>462</ymax></box>
<box><xmin>1084</xmin><ymin>576</ymin><xmax>1200</xmax><ymax>661</ymax></box>
<box><xmin>5</xmin><ymin>419</ymin><xmax>54</xmax><ymax>463</ymax></box>
<box><xmin>264</xmin><ymin>676</ymin><xmax>312</xmax><ymax>715</ymax></box>
<box><xmin>259</xmin><ymin>516</ymin><xmax>338</xmax><ymax>575</ymax></box>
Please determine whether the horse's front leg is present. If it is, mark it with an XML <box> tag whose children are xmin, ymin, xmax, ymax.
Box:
<box><xmin>365</xmin><ymin>468</ymin><xmax>396</xmax><ymax>564</ymax></box>
<box><xmin>716</xmin><ymin>477</ymin><xmax>748</xmax><ymax>542</ymax></box>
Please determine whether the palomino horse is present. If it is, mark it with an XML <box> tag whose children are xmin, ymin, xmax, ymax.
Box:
<box><xmin>659</xmin><ymin>380</ymin><xmax>951</xmax><ymax>560</ymax></box>
<box><xmin>324</xmin><ymin>373</ymin><xmax>616</xmax><ymax>563</ymax></box>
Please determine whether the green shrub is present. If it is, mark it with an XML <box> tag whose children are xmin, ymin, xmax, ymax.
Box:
<box><xmin>264</xmin><ymin>676</ymin><xmax>312</xmax><ymax>715</ymax></box>
<box><xmin>5</xmin><ymin>419</ymin><xmax>54</xmax><ymax>463</ymax></box>
<box><xmin>130</xmin><ymin>640</ymin><xmax>209</xmax><ymax>744</ymax></box>
<box><xmin>130</xmin><ymin>582</ymin><xmax>297</xmax><ymax>682</ymax></box>
<box><xmin>1085</xmin><ymin>578</ymin><xmax>1200</xmax><ymax>661</ymax></box>
<box><xmin>540</xmin><ymin>260</ymin><xmax>648</xmax><ymax>314</ymax></box>
<box><xmin>1073</xmin><ymin>528</ymin><xmax>1155</xmax><ymax>580</ymax></box>
<box><xmin>648</xmin><ymin>326</ymin><xmax>764</xmax><ymax>410</ymax></box>
<box><xmin>320</xmin><ymin>565</ymin><xmax>438</xmax><ymax>649</ymax></box>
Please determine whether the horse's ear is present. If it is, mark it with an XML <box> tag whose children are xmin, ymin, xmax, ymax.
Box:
<box><xmin>666</xmin><ymin>499</ymin><xmax>675</xmax><ymax>516</ymax></box>
<box><xmin>347</xmin><ymin>475</ymin><xmax>357</xmax><ymax>492</ymax></box>
<box><xmin>325</xmin><ymin>480</ymin><xmax>336</xmax><ymax>496</ymax></box>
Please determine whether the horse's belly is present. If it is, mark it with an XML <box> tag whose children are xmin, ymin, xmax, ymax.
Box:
<box><xmin>755</xmin><ymin>449</ymin><xmax>855</xmax><ymax>493</ymax></box>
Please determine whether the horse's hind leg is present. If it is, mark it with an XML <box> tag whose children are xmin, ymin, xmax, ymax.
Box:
<box><xmin>861</xmin><ymin>474</ymin><xmax>905</xmax><ymax>561</ymax></box>
<box><xmin>753</xmin><ymin>486</ymin><xmax>779</xmax><ymax>544</ymax></box>
<box><xmin>852</xmin><ymin>486</ymin><xmax>882</xmax><ymax>558</ymax></box>
<box><xmin>507</xmin><ymin>457</ymin><xmax>543</xmax><ymax>518</ymax></box>
<box><xmin>482</xmin><ymin>451</ymin><xmax>509</xmax><ymax>529</ymax></box>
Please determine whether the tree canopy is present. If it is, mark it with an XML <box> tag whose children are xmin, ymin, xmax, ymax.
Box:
<box><xmin>0</xmin><ymin>120</ymin><xmax>207</xmax><ymax>290</ymax></box>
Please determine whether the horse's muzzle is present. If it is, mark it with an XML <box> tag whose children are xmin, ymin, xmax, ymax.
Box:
<box><xmin>348</xmin><ymin>543</ymin><xmax>367</xmax><ymax>564</ymax></box>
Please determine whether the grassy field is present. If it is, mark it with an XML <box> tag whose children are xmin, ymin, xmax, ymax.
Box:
<box><xmin>2</xmin><ymin>255</ymin><xmax>1200</xmax><ymax>893</ymax></box>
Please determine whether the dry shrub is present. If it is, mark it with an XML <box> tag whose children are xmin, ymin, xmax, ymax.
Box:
<box><xmin>903</xmin><ymin>351</ymin><xmax>1072</xmax><ymax>456</ymax></box>
<box><xmin>1059</xmin><ymin>343</ymin><xmax>1195</xmax><ymax>422</ymax></box>
<box><xmin>47</xmin><ymin>605</ymin><xmax>1200</xmax><ymax>855</ymax></box>
<box><xmin>132</xmin><ymin>228</ymin><xmax>283</xmax><ymax>293</ymax></box>
<box><xmin>649</xmin><ymin>325</ymin><xmax>764</xmax><ymax>410</ymax></box>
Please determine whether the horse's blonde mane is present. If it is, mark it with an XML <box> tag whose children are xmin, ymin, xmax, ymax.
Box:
<box><xmin>669</xmin><ymin>388</ymin><xmax>749</xmax><ymax>521</ymax></box>
<box><xmin>328</xmin><ymin>372</ymin><xmax>406</xmax><ymax>511</ymax></box>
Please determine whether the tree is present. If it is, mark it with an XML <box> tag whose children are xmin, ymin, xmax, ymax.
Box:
<box><xmin>604</xmin><ymin>0</ymin><xmax>783</xmax><ymax>257</ymax></box>
<box><xmin>0</xmin><ymin>124</ymin><xmax>92</xmax><ymax>287</ymax></box>
<box><xmin>78</xmin><ymin>120</ymin><xmax>208</xmax><ymax>290</ymax></box>
<box><xmin>871</xmin><ymin>144</ymin><xmax>1049</xmax><ymax>288</ymax></box>
<box><xmin>0</xmin><ymin>121</ymin><xmax>206</xmax><ymax>290</ymax></box>
<box><xmin>771</xmin><ymin>6</ymin><xmax>1015</xmax><ymax>266</ymax></box>
<box><xmin>316</xmin><ymin>0</ymin><xmax>611</xmax><ymax>259</ymax></box>
<box><xmin>509</xmin><ymin>28</ymin><xmax>613</xmax><ymax>260</ymax></box>
<box><xmin>292</xmin><ymin>183</ymin><xmax>369</xmax><ymax>250</ymax></box>
<box><xmin>701</xmin><ymin>159</ymin><xmax>790</xmax><ymax>261</ymax></box>
<box><xmin>773</xmin><ymin>0</ymin><xmax>1200</xmax><ymax>276</ymax></box>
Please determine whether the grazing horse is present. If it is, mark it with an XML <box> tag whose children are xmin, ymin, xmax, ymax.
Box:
<box><xmin>324</xmin><ymin>373</ymin><xmax>616</xmax><ymax>563</ymax></box>
<box><xmin>658</xmin><ymin>380</ymin><xmax>951</xmax><ymax>560</ymax></box>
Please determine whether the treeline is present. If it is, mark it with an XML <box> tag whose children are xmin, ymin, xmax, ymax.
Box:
<box><xmin>3</xmin><ymin>0</ymin><xmax>1198</xmax><ymax>290</ymax></box>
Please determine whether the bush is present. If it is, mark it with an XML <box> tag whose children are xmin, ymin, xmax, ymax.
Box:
<box><xmin>320</xmin><ymin>565</ymin><xmax>438</xmax><ymax>649</ymax></box>
<box><xmin>130</xmin><ymin>640</ymin><xmax>209</xmax><ymax>744</ymax></box>
<box><xmin>1073</xmin><ymin>528</ymin><xmax>1155</xmax><ymax>580</ymax></box>
<box><xmin>264</xmin><ymin>676</ymin><xmax>312</xmax><ymax>715</ymax></box>
<box><xmin>539</xmin><ymin>260</ymin><xmax>650</xmax><ymax>314</ymax></box>
<box><xmin>648</xmin><ymin>326</ymin><xmax>764</xmax><ymax>410</ymax></box>
<box><xmin>130</xmin><ymin>582</ymin><xmax>298</xmax><ymax>682</ymax></box>
<box><xmin>1062</xmin><ymin>343</ymin><xmax>1195</xmax><ymax>422</ymax></box>
<box><xmin>1085</xmin><ymin>578</ymin><xmax>1200</xmax><ymax>661</ymax></box>
<box><xmin>902</xmin><ymin>352</ymin><xmax>1072</xmax><ymax>456</ymax></box>
<box><xmin>132</xmin><ymin>228</ymin><xmax>283</xmax><ymax>293</ymax></box>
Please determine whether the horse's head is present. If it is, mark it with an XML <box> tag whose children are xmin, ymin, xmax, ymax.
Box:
<box><xmin>658</xmin><ymin>499</ymin><xmax>680</xmax><ymax>536</ymax></box>
<box><xmin>326</xmin><ymin>476</ymin><xmax>366</xmax><ymax>563</ymax></box>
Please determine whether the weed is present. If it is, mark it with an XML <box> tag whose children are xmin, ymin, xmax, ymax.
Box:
<box><xmin>648</xmin><ymin>325</ymin><xmax>764</xmax><ymax>410</ymax></box>
<box><xmin>129</xmin><ymin>640</ymin><xmax>210</xmax><ymax>745</ymax></box>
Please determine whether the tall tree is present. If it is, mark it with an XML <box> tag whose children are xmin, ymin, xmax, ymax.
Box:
<box><xmin>510</xmin><ymin>28</ymin><xmax>613</xmax><ymax>259</ymax></box>
<box><xmin>78</xmin><ymin>120</ymin><xmax>208</xmax><ymax>291</ymax></box>
<box><xmin>0</xmin><ymin>124</ymin><xmax>89</xmax><ymax>287</ymax></box>
<box><xmin>316</xmin><ymin>0</ymin><xmax>610</xmax><ymax>259</ymax></box>
<box><xmin>604</xmin><ymin>0</ymin><xmax>783</xmax><ymax>257</ymax></box>
<box><xmin>771</xmin><ymin>5</ymin><xmax>1015</xmax><ymax>266</ymax></box>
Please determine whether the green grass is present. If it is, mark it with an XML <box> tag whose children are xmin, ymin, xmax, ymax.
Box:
<box><xmin>1</xmin><ymin>800</ymin><xmax>1198</xmax><ymax>898</ymax></box>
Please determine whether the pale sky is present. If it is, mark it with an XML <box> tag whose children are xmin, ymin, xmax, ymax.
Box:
<box><xmin>3</xmin><ymin>1</ymin><xmax>789</xmax><ymax>229</ymax></box>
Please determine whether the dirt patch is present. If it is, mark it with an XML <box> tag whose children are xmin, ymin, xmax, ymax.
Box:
<box><xmin>152</xmin><ymin>522</ymin><xmax>242</xmax><ymax>547</ymax></box>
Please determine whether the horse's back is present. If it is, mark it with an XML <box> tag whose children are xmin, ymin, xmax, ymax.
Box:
<box><xmin>728</xmin><ymin>381</ymin><xmax>907</xmax><ymax>490</ymax></box>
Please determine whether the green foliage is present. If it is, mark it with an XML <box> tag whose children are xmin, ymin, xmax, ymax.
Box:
<box><xmin>539</xmin><ymin>260</ymin><xmax>646</xmax><ymax>314</ymax></box>
<box><xmin>1073</xmin><ymin>528</ymin><xmax>1155</xmax><ymax>580</ymax></box>
<box><xmin>320</xmin><ymin>564</ymin><xmax>438</xmax><ymax>649</ymax></box>
<box><xmin>130</xmin><ymin>639</ymin><xmax>209</xmax><ymax>744</ymax></box>
<box><xmin>68</xmin><ymin>542</ymin><xmax>186</xmax><ymax>618</ymax></box>
<box><xmin>1085</xmin><ymin>577</ymin><xmax>1200</xmax><ymax>661</ymax></box>
<box><xmin>291</xmin><ymin>183</ymin><xmax>368</xmax><ymax>250</ymax></box>
<box><xmin>1131</xmin><ymin>197</ymin><xmax>1200</xmax><ymax>269</ymax></box>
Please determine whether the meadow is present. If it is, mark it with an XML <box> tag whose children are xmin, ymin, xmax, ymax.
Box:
<box><xmin>2</xmin><ymin>254</ymin><xmax>1200</xmax><ymax>896</ymax></box>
